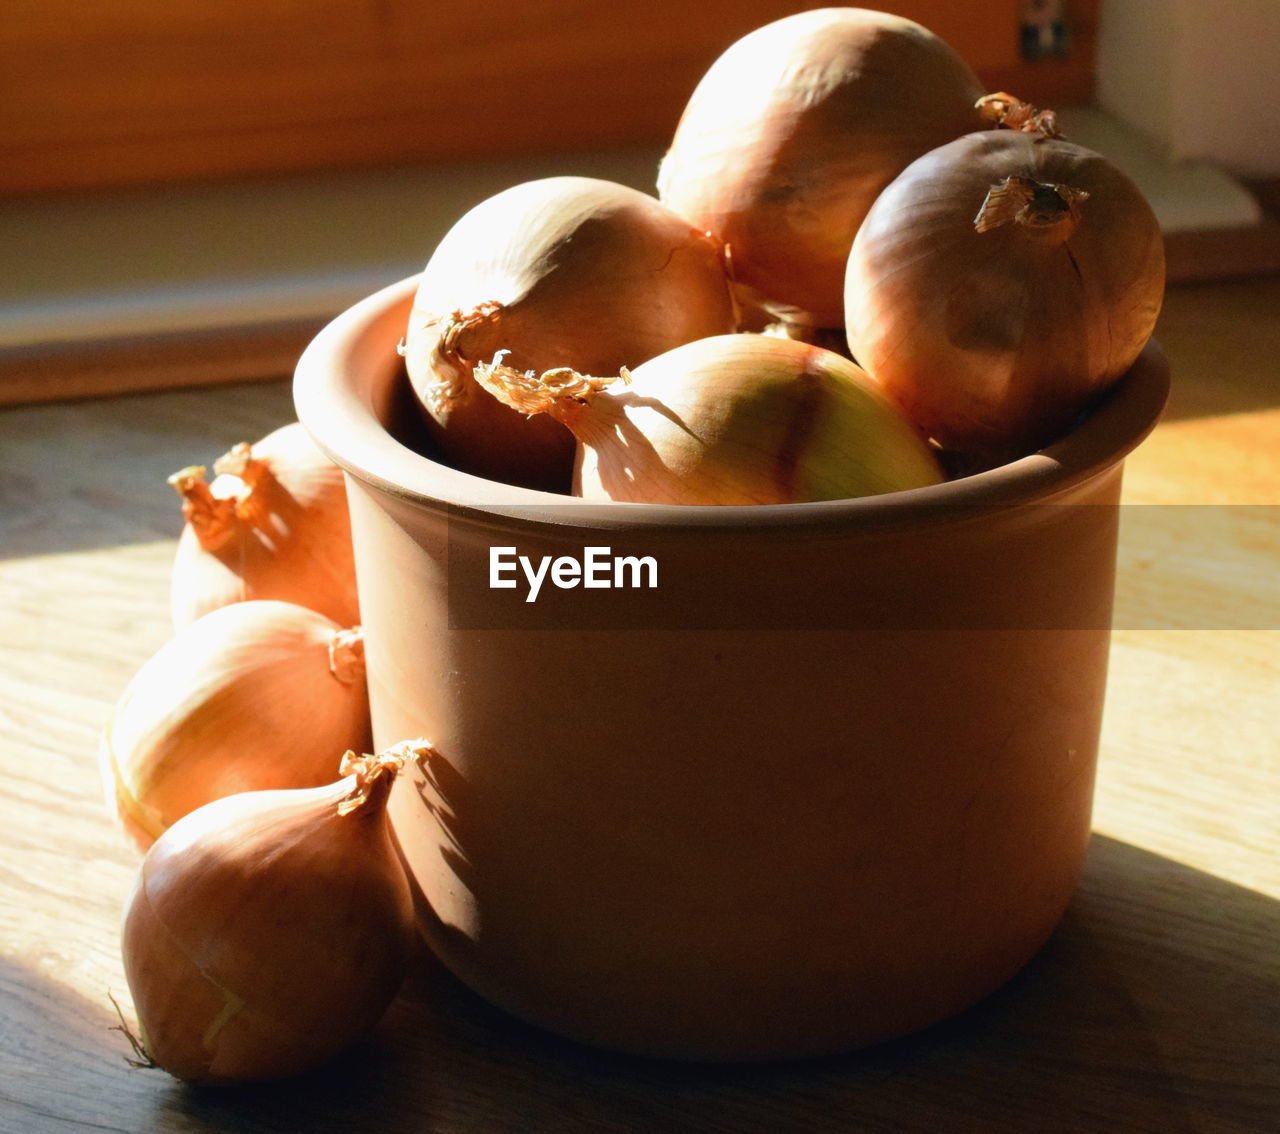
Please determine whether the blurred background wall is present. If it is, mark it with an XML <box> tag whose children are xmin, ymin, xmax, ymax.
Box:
<box><xmin>1097</xmin><ymin>0</ymin><xmax>1280</xmax><ymax>178</ymax></box>
<box><xmin>3</xmin><ymin>0</ymin><xmax>1275</xmax><ymax>403</ymax></box>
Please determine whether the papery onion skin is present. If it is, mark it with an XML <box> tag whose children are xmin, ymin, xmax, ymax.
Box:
<box><xmin>844</xmin><ymin>130</ymin><xmax>1166</xmax><ymax>460</ymax></box>
<box><xmin>477</xmin><ymin>334</ymin><xmax>943</xmax><ymax>505</ymax></box>
<box><xmin>169</xmin><ymin>422</ymin><xmax>359</xmax><ymax>629</ymax></box>
<box><xmin>657</xmin><ymin>8</ymin><xmax>987</xmax><ymax>328</ymax></box>
<box><xmin>403</xmin><ymin>176</ymin><xmax>737</xmax><ymax>492</ymax></box>
<box><xmin>102</xmin><ymin>600</ymin><xmax>371</xmax><ymax>851</ymax></box>
<box><xmin>121</xmin><ymin>748</ymin><xmax>420</xmax><ymax>1084</ymax></box>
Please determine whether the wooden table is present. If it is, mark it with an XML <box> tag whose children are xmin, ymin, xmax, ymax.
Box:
<box><xmin>2</xmin><ymin>278</ymin><xmax>1276</xmax><ymax>1133</ymax></box>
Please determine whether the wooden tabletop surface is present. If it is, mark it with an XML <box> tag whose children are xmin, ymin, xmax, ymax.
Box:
<box><xmin>2</xmin><ymin>277</ymin><xmax>1277</xmax><ymax>1133</ymax></box>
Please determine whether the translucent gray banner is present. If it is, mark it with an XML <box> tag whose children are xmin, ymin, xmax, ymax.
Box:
<box><xmin>442</xmin><ymin>505</ymin><xmax>1278</xmax><ymax>632</ymax></box>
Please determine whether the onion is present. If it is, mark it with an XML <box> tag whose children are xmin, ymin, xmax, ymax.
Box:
<box><xmin>169</xmin><ymin>422</ymin><xmax>358</xmax><ymax>629</ymax></box>
<box><xmin>101</xmin><ymin>600</ymin><xmax>371</xmax><ymax>851</ymax></box>
<box><xmin>844</xmin><ymin>129</ymin><xmax>1166</xmax><ymax>460</ymax></box>
<box><xmin>657</xmin><ymin>8</ymin><xmax>987</xmax><ymax>328</ymax></box>
<box><xmin>119</xmin><ymin>743</ymin><xmax>428</xmax><ymax>1083</ymax></box>
<box><xmin>402</xmin><ymin>176</ymin><xmax>737</xmax><ymax>492</ymax></box>
<box><xmin>475</xmin><ymin>334</ymin><xmax>943</xmax><ymax>505</ymax></box>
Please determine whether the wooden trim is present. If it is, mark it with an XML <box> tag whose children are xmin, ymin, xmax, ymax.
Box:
<box><xmin>2</xmin><ymin>1</ymin><xmax>1046</xmax><ymax>196</ymax></box>
<box><xmin>1164</xmin><ymin>222</ymin><xmax>1280</xmax><ymax>284</ymax></box>
<box><xmin>0</xmin><ymin>318</ymin><xmax>329</xmax><ymax>406</ymax></box>
<box><xmin>8</xmin><ymin>214</ymin><xmax>1278</xmax><ymax>409</ymax></box>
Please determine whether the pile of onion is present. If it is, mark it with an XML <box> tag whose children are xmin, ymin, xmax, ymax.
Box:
<box><xmin>102</xmin><ymin>5</ymin><xmax>1174</xmax><ymax>1084</ymax></box>
<box><xmin>844</xmin><ymin>129</ymin><xmax>1166</xmax><ymax>460</ymax></box>
<box><xmin>657</xmin><ymin>7</ymin><xmax>988</xmax><ymax>329</ymax></box>
<box><xmin>401</xmin><ymin>175</ymin><xmax>737</xmax><ymax>492</ymax></box>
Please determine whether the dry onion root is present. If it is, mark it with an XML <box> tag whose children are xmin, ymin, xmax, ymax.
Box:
<box><xmin>169</xmin><ymin>422</ymin><xmax>359</xmax><ymax>629</ymax></box>
<box><xmin>844</xmin><ymin>129</ymin><xmax>1165</xmax><ymax>462</ymax></box>
<box><xmin>119</xmin><ymin>741</ymin><xmax>432</xmax><ymax>1084</ymax></box>
<box><xmin>401</xmin><ymin>176</ymin><xmax>737</xmax><ymax>493</ymax></box>
<box><xmin>475</xmin><ymin>334</ymin><xmax>943</xmax><ymax>505</ymax></box>
<box><xmin>101</xmin><ymin>600</ymin><xmax>372</xmax><ymax>851</ymax></box>
<box><xmin>657</xmin><ymin>7</ymin><xmax>988</xmax><ymax>329</ymax></box>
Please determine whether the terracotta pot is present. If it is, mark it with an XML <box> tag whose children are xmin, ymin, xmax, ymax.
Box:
<box><xmin>294</xmin><ymin>276</ymin><xmax>1169</xmax><ymax>1061</ymax></box>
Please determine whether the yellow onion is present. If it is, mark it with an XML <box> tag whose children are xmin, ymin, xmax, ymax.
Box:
<box><xmin>401</xmin><ymin>176</ymin><xmax>737</xmax><ymax>492</ymax></box>
<box><xmin>101</xmin><ymin>600</ymin><xmax>371</xmax><ymax>851</ymax></box>
<box><xmin>475</xmin><ymin>334</ymin><xmax>943</xmax><ymax>505</ymax></box>
<box><xmin>169</xmin><ymin>422</ymin><xmax>358</xmax><ymax>629</ymax></box>
<box><xmin>844</xmin><ymin>130</ymin><xmax>1166</xmax><ymax>461</ymax></box>
<box><xmin>120</xmin><ymin>743</ymin><xmax>428</xmax><ymax>1083</ymax></box>
<box><xmin>657</xmin><ymin>8</ymin><xmax>987</xmax><ymax>328</ymax></box>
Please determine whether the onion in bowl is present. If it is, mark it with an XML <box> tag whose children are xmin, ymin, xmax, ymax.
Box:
<box><xmin>402</xmin><ymin>176</ymin><xmax>737</xmax><ymax>492</ymax></box>
<box><xmin>657</xmin><ymin>7</ymin><xmax>987</xmax><ymax>329</ymax></box>
<box><xmin>845</xmin><ymin>129</ymin><xmax>1166</xmax><ymax>463</ymax></box>
<box><xmin>473</xmin><ymin>333</ymin><xmax>944</xmax><ymax>505</ymax></box>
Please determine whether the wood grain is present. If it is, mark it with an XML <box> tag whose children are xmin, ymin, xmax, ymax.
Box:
<box><xmin>0</xmin><ymin>278</ymin><xmax>1276</xmax><ymax>1131</ymax></box>
<box><xmin>0</xmin><ymin>0</ymin><xmax>1084</xmax><ymax>194</ymax></box>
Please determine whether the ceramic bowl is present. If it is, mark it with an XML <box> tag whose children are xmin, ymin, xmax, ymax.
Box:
<box><xmin>295</xmin><ymin>275</ymin><xmax>1168</xmax><ymax>1060</ymax></box>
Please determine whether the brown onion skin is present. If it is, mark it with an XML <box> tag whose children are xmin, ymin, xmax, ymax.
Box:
<box><xmin>513</xmin><ymin>335</ymin><xmax>943</xmax><ymax>504</ymax></box>
<box><xmin>170</xmin><ymin>423</ymin><xmax>359</xmax><ymax>629</ymax></box>
<box><xmin>121</xmin><ymin>774</ymin><xmax>414</xmax><ymax>1084</ymax></box>
<box><xmin>102</xmin><ymin>600</ymin><xmax>371</xmax><ymax>851</ymax></box>
<box><xmin>657</xmin><ymin>8</ymin><xmax>987</xmax><ymax>328</ymax></box>
<box><xmin>844</xmin><ymin>130</ymin><xmax>1166</xmax><ymax>460</ymax></box>
<box><xmin>403</xmin><ymin>176</ymin><xmax>737</xmax><ymax>492</ymax></box>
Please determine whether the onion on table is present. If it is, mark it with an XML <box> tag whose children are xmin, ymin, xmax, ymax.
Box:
<box><xmin>401</xmin><ymin>176</ymin><xmax>737</xmax><ymax>493</ymax></box>
<box><xmin>118</xmin><ymin>743</ymin><xmax>431</xmax><ymax>1084</ymax></box>
<box><xmin>101</xmin><ymin>600</ymin><xmax>371</xmax><ymax>851</ymax></box>
<box><xmin>169</xmin><ymin>422</ymin><xmax>359</xmax><ymax>629</ymax></box>
<box><xmin>658</xmin><ymin>6</ymin><xmax>988</xmax><ymax>329</ymax></box>
<box><xmin>475</xmin><ymin>334</ymin><xmax>944</xmax><ymax>505</ymax></box>
<box><xmin>844</xmin><ymin>129</ymin><xmax>1166</xmax><ymax>463</ymax></box>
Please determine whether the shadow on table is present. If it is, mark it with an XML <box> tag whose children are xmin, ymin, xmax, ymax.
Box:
<box><xmin>4</xmin><ymin>834</ymin><xmax>1276</xmax><ymax>1134</ymax></box>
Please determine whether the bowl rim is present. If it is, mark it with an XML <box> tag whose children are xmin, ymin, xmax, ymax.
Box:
<box><xmin>294</xmin><ymin>275</ymin><xmax>1170</xmax><ymax>534</ymax></box>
